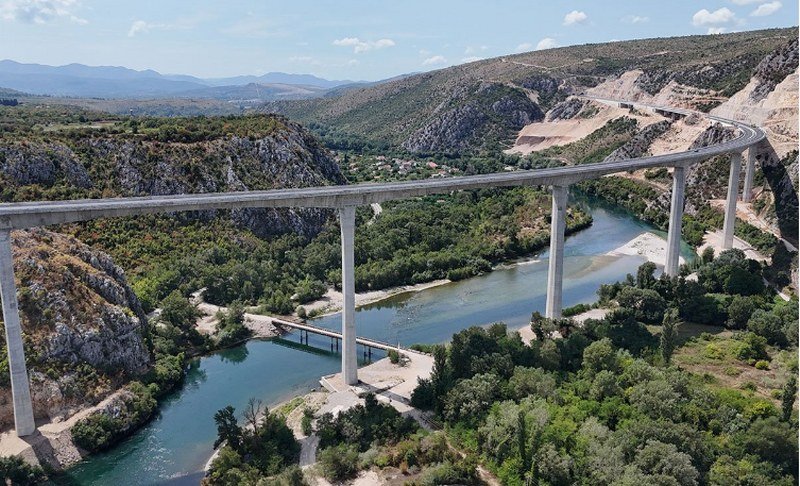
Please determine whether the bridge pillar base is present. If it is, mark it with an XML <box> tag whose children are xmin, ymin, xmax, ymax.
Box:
<box><xmin>339</xmin><ymin>206</ymin><xmax>358</xmax><ymax>386</ymax></box>
<box><xmin>723</xmin><ymin>153</ymin><xmax>743</xmax><ymax>250</ymax></box>
<box><xmin>0</xmin><ymin>231</ymin><xmax>35</xmax><ymax>437</ymax></box>
<box><xmin>665</xmin><ymin>166</ymin><xmax>686</xmax><ymax>277</ymax></box>
<box><xmin>545</xmin><ymin>185</ymin><xmax>568</xmax><ymax>319</ymax></box>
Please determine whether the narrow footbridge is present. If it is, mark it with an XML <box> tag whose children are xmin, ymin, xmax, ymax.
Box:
<box><xmin>270</xmin><ymin>316</ymin><xmax>424</xmax><ymax>357</ymax></box>
<box><xmin>0</xmin><ymin>97</ymin><xmax>765</xmax><ymax>437</ymax></box>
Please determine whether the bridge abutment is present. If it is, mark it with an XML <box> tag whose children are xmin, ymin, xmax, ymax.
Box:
<box><xmin>0</xmin><ymin>230</ymin><xmax>35</xmax><ymax>437</ymax></box>
<box><xmin>339</xmin><ymin>206</ymin><xmax>358</xmax><ymax>385</ymax></box>
<box><xmin>723</xmin><ymin>152</ymin><xmax>743</xmax><ymax>249</ymax></box>
<box><xmin>665</xmin><ymin>166</ymin><xmax>687</xmax><ymax>276</ymax></box>
<box><xmin>545</xmin><ymin>185</ymin><xmax>568</xmax><ymax>319</ymax></box>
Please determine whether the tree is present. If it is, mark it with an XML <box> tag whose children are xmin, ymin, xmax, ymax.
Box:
<box><xmin>582</xmin><ymin>338</ymin><xmax>620</xmax><ymax>376</ymax></box>
<box><xmin>636</xmin><ymin>262</ymin><xmax>657</xmax><ymax>289</ymax></box>
<box><xmin>700</xmin><ymin>246</ymin><xmax>715</xmax><ymax>264</ymax></box>
<box><xmin>443</xmin><ymin>373</ymin><xmax>501</xmax><ymax>424</ymax></box>
<box><xmin>781</xmin><ymin>375</ymin><xmax>797</xmax><ymax>422</ymax></box>
<box><xmin>747</xmin><ymin>309</ymin><xmax>787</xmax><ymax>346</ymax></box>
<box><xmin>726</xmin><ymin>295</ymin><xmax>757</xmax><ymax>329</ymax></box>
<box><xmin>214</xmin><ymin>406</ymin><xmax>241</xmax><ymax>450</ymax></box>
<box><xmin>159</xmin><ymin>290</ymin><xmax>199</xmax><ymax>330</ymax></box>
<box><xmin>660</xmin><ymin>308</ymin><xmax>680</xmax><ymax>365</ymax></box>
<box><xmin>616</xmin><ymin>287</ymin><xmax>667</xmax><ymax>324</ymax></box>
<box><xmin>317</xmin><ymin>444</ymin><xmax>360</xmax><ymax>482</ymax></box>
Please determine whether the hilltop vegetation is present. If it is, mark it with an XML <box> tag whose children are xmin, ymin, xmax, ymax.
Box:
<box><xmin>272</xmin><ymin>28</ymin><xmax>795</xmax><ymax>154</ymax></box>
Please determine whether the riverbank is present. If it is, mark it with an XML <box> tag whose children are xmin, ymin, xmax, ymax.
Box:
<box><xmin>301</xmin><ymin>279</ymin><xmax>452</xmax><ymax>317</ymax></box>
<box><xmin>606</xmin><ymin>231</ymin><xmax>685</xmax><ymax>268</ymax></box>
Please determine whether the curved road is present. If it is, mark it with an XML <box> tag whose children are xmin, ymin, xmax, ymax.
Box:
<box><xmin>0</xmin><ymin>98</ymin><xmax>764</xmax><ymax>230</ymax></box>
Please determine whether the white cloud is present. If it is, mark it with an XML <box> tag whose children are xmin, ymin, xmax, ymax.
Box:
<box><xmin>621</xmin><ymin>15</ymin><xmax>649</xmax><ymax>24</ymax></box>
<box><xmin>563</xmin><ymin>10</ymin><xmax>588</xmax><ymax>26</ymax></box>
<box><xmin>127</xmin><ymin>20</ymin><xmax>150</xmax><ymax>37</ymax></box>
<box><xmin>464</xmin><ymin>45</ymin><xmax>488</xmax><ymax>54</ymax></box>
<box><xmin>707</xmin><ymin>27</ymin><xmax>728</xmax><ymax>34</ymax></box>
<box><xmin>333</xmin><ymin>37</ymin><xmax>395</xmax><ymax>53</ymax></box>
<box><xmin>730</xmin><ymin>0</ymin><xmax>762</xmax><ymax>4</ymax></box>
<box><xmin>536</xmin><ymin>38</ymin><xmax>559</xmax><ymax>50</ymax></box>
<box><xmin>422</xmin><ymin>55</ymin><xmax>447</xmax><ymax>66</ymax></box>
<box><xmin>692</xmin><ymin>7</ymin><xmax>736</xmax><ymax>26</ymax></box>
<box><xmin>0</xmin><ymin>0</ymin><xmax>85</xmax><ymax>24</ymax></box>
<box><xmin>461</xmin><ymin>56</ymin><xmax>483</xmax><ymax>63</ymax></box>
<box><xmin>751</xmin><ymin>1</ymin><xmax>782</xmax><ymax>16</ymax></box>
<box><xmin>515</xmin><ymin>42</ymin><xmax>533</xmax><ymax>53</ymax></box>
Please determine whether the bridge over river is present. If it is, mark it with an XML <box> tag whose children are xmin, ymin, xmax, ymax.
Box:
<box><xmin>0</xmin><ymin>97</ymin><xmax>765</xmax><ymax>436</ymax></box>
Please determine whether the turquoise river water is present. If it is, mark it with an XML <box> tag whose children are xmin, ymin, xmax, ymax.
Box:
<box><xmin>59</xmin><ymin>197</ymin><xmax>693</xmax><ymax>485</ymax></box>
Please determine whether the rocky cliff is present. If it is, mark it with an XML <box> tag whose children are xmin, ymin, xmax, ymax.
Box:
<box><xmin>0</xmin><ymin>115</ymin><xmax>345</xmax><ymax>238</ymax></box>
<box><xmin>0</xmin><ymin>229</ymin><xmax>150</xmax><ymax>427</ymax></box>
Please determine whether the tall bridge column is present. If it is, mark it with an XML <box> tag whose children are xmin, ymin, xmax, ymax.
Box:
<box><xmin>723</xmin><ymin>152</ymin><xmax>743</xmax><ymax>249</ymax></box>
<box><xmin>665</xmin><ymin>166</ymin><xmax>687</xmax><ymax>277</ymax></box>
<box><xmin>339</xmin><ymin>206</ymin><xmax>358</xmax><ymax>386</ymax></box>
<box><xmin>742</xmin><ymin>147</ymin><xmax>757</xmax><ymax>203</ymax></box>
<box><xmin>545</xmin><ymin>185</ymin><xmax>568</xmax><ymax>319</ymax></box>
<box><xmin>0</xmin><ymin>230</ymin><xmax>35</xmax><ymax>436</ymax></box>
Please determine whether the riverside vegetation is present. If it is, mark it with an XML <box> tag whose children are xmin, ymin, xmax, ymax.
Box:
<box><xmin>204</xmin><ymin>250</ymin><xmax>797</xmax><ymax>485</ymax></box>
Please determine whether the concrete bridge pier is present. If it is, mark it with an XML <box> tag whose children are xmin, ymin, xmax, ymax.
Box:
<box><xmin>545</xmin><ymin>185</ymin><xmax>568</xmax><ymax>319</ymax></box>
<box><xmin>339</xmin><ymin>206</ymin><xmax>358</xmax><ymax>386</ymax></box>
<box><xmin>723</xmin><ymin>152</ymin><xmax>743</xmax><ymax>249</ymax></box>
<box><xmin>665</xmin><ymin>166</ymin><xmax>687</xmax><ymax>276</ymax></box>
<box><xmin>0</xmin><ymin>230</ymin><xmax>35</xmax><ymax>437</ymax></box>
<box><xmin>742</xmin><ymin>147</ymin><xmax>757</xmax><ymax>203</ymax></box>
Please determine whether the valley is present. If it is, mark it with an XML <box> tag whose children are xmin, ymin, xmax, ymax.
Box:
<box><xmin>0</xmin><ymin>24</ymin><xmax>796</xmax><ymax>486</ymax></box>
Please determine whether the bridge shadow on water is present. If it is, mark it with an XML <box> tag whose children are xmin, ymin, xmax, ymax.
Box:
<box><xmin>272</xmin><ymin>335</ymin><xmax>385</xmax><ymax>365</ymax></box>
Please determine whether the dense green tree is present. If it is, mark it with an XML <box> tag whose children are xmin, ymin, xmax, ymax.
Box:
<box><xmin>213</xmin><ymin>406</ymin><xmax>241</xmax><ymax>450</ymax></box>
<box><xmin>636</xmin><ymin>262</ymin><xmax>657</xmax><ymax>289</ymax></box>
<box><xmin>747</xmin><ymin>309</ymin><xmax>787</xmax><ymax>346</ymax></box>
<box><xmin>660</xmin><ymin>308</ymin><xmax>680</xmax><ymax>365</ymax></box>
<box><xmin>781</xmin><ymin>375</ymin><xmax>797</xmax><ymax>422</ymax></box>
<box><xmin>616</xmin><ymin>286</ymin><xmax>667</xmax><ymax>324</ymax></box>
<box><xmin>159</xmin><ymin>290</ymin><xmax>200</xmax><ymax>330</ymax></box>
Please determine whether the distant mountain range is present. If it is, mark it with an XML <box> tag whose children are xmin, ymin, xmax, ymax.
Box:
<box><xmin>0</xmin><ymin>60</ymin><xmax>364</xmax><ymax>100</ymax></box>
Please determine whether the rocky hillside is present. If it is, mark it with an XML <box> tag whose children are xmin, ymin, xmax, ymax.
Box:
<box><xmin>272</xmin><ymin>28</ymin><xmax>796</xmax><ymax>154</ymax></box>
<box><xmin>0</xmin><ymin>229</ymin><xmax>150</xmax><ymax>428</ymax></box>
<box><xmin>0</xmin><ymin>114</ymin><xmax>345</xmax><ymax>238</ymax></box>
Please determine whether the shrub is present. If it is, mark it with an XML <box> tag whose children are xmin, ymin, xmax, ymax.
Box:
<box><xmin>318</xmin><ymin>444</ymin><xmax>360</xmax><ymax>482</ymax></box>
<box><xmin>0</xmin><ymin>456</ymin><xmax>45</xmax><ymax>484</ymax></box>
<box><xmin>754</xmin><ymin>360</ymin><xmax>770</xmax><ymax>370</ymax></box>
<box><xmin>388</xmin><ymin>349</ymin><xmax>401</xmax><ymax>364</ymax></box>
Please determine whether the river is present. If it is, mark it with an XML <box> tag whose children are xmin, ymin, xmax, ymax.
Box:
<box><xmin>60</xmin><ymin>196</ymin><xmax>693</xmax><ymax>485</ymax></box>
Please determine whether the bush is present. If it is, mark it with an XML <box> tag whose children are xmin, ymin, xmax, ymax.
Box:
<box><xmin>732</xmin><ymin>332</ymin><xmax>768</xmax><ymax>361</ymax></box>
<box><xmin>754</xmin><ymin>360</ymin><xmax>770</xmax><ymax>370</ymax></box>
<box><xmin>615</xmin><ymin>287</ymin><xmax>667</xmax><ymax>324</ymax></box>
<box><xmin>563</xmin><ymin>302</ymin><xmax>592</xmax><ymax>317</ymax></box>
<box><xmin>0</xmin><ymin>456</ymin><xmax>45</xmax><ymax>484</ymax></box>
<box><xmin>318</xmin><ymin>444</ymin><xmax>360</xmax><ymax>482</ymax></box>
<box><xmin>747</xmin><ymin>309</ymin><xmax>787</xmax><ymax>346</ymax></box>
<box><xmin>301</xmin><ymin>408</ymin><xmax>314</xmax><ymax>436</ymax></box>
<box><xmin>388</xmin><ymin>349</ymin><xmax>401</xmax><ymax>364</ymax></box>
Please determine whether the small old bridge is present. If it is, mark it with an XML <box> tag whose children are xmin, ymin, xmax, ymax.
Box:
<box><xmin>0</xmin><ymin>97</ymin><xmax>765</xmax><ymax>436</ymax></box>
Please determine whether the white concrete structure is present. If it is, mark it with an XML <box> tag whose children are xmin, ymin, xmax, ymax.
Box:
<box><xmin>0</xmin><ymin>231</ymin><xmax>35</xmax><ymax>436</ymax></box>
<box><xmin>0</xmin><ymin>97</ymin><xmax>765</xmax><ymax>436</ymax></box>
<box><xmin>339</xmin><ymin>206</ymin><xmax>358</xmax><ymax>385</ymax></box>
<box><xmin>545</xmin><ymin>186</ymin><xmax>567</xmax><ymax>319</ymax></box>
<box><xmin>665</xmin><ymin>165</ymin><xmax>688</xmax><ymax>276</ymax></box>
<box><xmin>723</xmin><ymin>153</ymin><xmax>743</xmax><ymax>249</ymax></box>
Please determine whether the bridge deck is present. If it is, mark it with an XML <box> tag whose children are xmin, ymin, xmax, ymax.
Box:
<box><xmin>0</xmin><ymin>97</ymin><xmax>764</xmax><ymax>231</ymax></box>
<box><xmin>271</xmin><ymin>317</ymin><xmax>424</xmax><ymax>356</ymax></box>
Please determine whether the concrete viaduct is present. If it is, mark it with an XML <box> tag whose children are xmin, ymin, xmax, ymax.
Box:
<box><xmin>0</xmin><ymin>98</ymin><xmax>765</xmax><ymax>436</ymax></box>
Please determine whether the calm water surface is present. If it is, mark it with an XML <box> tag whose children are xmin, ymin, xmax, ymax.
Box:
<box><xmin>63</xmin><ymin>197</ymin><xmax>693</xmax><ymax>485</ymax></box>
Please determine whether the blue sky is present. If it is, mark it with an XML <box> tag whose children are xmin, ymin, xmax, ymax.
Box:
<box><xmin>0</xmin><ymin>0</ymin><xmax>797</xmax><ymax>81</ymax></box>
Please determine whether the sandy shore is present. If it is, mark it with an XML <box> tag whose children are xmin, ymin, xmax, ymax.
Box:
<box><xmin>301</xmin><ymin>279</ymin><xmax>451</xmax><ymax>317</ymax></box>
<box><xmin>606</xmin><ymin>231</ymin><xmax>685</xmax><ymax>268</ymax></box>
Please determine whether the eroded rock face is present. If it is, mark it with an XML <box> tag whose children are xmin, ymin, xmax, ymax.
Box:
<box><xmin>0</xmin><ymin>117</ymin><xmax>345</xmax><ymax>238</ymax></box>
<box><xmin>751</xmin><ymin>38</ymin><xmax>799</xmax><ymax>102</ymax></box>
<box><xmin>402</xmin><ymin>82</ymin><xmax>543</xmax><ymax>153</ymax></box>
<box><xmin>604</xmin><ymin>120</ymin><xmax>673</xmax><ymax>162</ymax></box>
<box><xmin>0</xmin><ymin>229</ymin><xmax>150</xmax><ymax>426</ymax></box>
